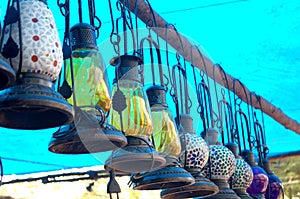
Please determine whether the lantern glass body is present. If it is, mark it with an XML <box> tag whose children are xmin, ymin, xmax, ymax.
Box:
<box><xmin>110</xmin><ymin>80</ymin><xmax>153</xmax><ymax>137</ymax></box>
<box><xmin>247</xmin><ymin>165</ymin><xmax>269</xmax><ymax>196</ymax></box>
<box><xmin>66</xmin><ymin>49</ymin><xmax>111</xmax><ymax>112</ymax></box>
<box><xmin>232</xmin><ymin>158</ymin><xmax>254</xmax><ymax>189</ymax></box>
<box><xmin>179</xmin><ymin>131</ymin><xmax>209</xmax><ymax>168</ymax></box>
<box><xmin>151</xmin><ymin>105</ymin><xmax>181</xmax><ymax>159</ymax></box>
<box><xmin>2</xmin><ymin>0</ymin><xmax>63</xmax><ymax>79</ymax></box>
<box><xmin>201</xmin><ymin>145</ymin><xmax>236</xmax><ymax>180</ymax></box>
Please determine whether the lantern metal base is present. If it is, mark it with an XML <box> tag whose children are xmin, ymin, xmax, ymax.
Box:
<box><xmin>105</xmin><ymin>136</ymin><xmax>166</xmax><ymax>174</ymax></box>
<box><xmin>160</xmin><ymin>173</ymin><xmax>219</xmax><ymax>199</ymax></box>
<box><xmin>234</xmin><ymin>189</ymin><xmax>254</xmax><ymax>199</ymax></box>
<box><xmin>204</xmin><ymin>179</ymin><xmax>241</xmax><ymax>199</ymax></box>
<box><xmin>48</xmin><ymin>122</ymin><xmax>127</xmax><ymax>154</ymax></box>
<box><xmin>0</xmin><ymin>60</ymin><xmax>15</xmax><ymax>90</ymax></box>
<box><xmin>131</xmin><ymin>159</ymin><xmax>195</xmax><ymax>190</ymax></box>
<box><xmin>0</xmin><ymin>77</ymin><xmax>74</xmax><ymax>129</ymax></box>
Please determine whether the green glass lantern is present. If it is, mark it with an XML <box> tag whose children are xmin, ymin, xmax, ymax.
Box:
<box><xmin>105</xmin><ymin>55</ymin><xmax>166</xmax><ymax>174</ymax></box>
<box><xmin>48</xmin><ymin>23</ymin><xmax>127</xmax><ymax>154</ymax></box>
<box><xmin>130</xmin><ymin>85</ymin><xmax>194</xmax><ymax>190</ymax></box>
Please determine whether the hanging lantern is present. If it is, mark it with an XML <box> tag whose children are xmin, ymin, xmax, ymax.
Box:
<box><xmin>226</xmin><ymin>143</ymin><xmax>254</xmax><ymax>199</ymax></box>
<box><xmin>161</xmin><ymin>114</ymin><xmax>219</xmax><ymax>199</ymax></box>
<box><xmin>242</xmin><ymin>150</ymin><xmax>269</xmax><ymax>198</ymax></box>
<box><xmin>0</xmin><ymin>0</ymin><xmax>73</xmax><ymax>129</ymax></box>
<box><xmin>251</xmin><ymin>94</ymin><xmax>283</xmax><ymax>199</ymax></box>
<box><xmin>104</xmin><ymin>55</ymin><xmax>166</xmax><ymax>174</ymax></box>
<box><xmin>130</xmin><ymin>86</ymin><xmax>194</xmax><ymax>190</ymax></box>
<box><xmin>48</xmin><ymin>23</ymin><xmax>127</xmax><ymax>154</ymax></box>
<box><xmin>216</xmin><ymin>91</ymin><xmax>254</xmax><ymax>199</ymax></box>
<box><xmin>201</xmin><ymin>131</ymin><xmax>240</xmax><ymax>199</ymax></box>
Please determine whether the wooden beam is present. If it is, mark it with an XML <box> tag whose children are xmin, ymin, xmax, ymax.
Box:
<box><xmin>122</xmin><ymin>0</ymin><xmax>300</xmax><ymax>135</ymax></box>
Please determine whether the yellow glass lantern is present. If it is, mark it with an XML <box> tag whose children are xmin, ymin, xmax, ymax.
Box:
<box><xmin>0</xmin><ymin>0</ymin><xmax>74</xmax><ymax>129</ymax></box>
<box><xmin>105</xmin><ymin>55</ymin><xmax>166</xmax><ymax>174</ymax></box>
<box><xmin>48</xmin><ymin>23</ymin><xmax>127</xmax><ymax>154</ymax></box>
<box><xmin>130</xmin><ymin>85</ymin><xmax>194</xmax><ymax>190</ymax></box>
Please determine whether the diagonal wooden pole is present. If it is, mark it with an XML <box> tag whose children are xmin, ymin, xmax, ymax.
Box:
<box><xmin>122</xmin><ymin>0</ymin><xmax>300</xmax><ymax>135</ymax></box>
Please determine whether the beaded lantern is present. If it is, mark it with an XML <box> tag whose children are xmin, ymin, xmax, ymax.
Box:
<box><xmin>161</xmin><ymin>114</ymin><xmax>219</xmax><ymax>199</ymax></box>
<box><xmin>0</xmin><ymin>0</ymin><xmax>73</xmax><ymax>129</ymax></box>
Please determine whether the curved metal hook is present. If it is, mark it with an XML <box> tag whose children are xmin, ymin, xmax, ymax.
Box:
<box><xmin>139</xmin><ymin>36</ymin><xmax>164</xmax><ymax>87</ymax></box>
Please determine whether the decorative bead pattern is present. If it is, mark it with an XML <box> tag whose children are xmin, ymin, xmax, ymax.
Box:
<box><xmin>1</xmin><ymin>0</ymin><xmax>63</xmax><ymax>80</ymax></box>
<box><xmin>179</xmin><ymin>132</ymin><xmax>209</xmax><ymax>169</ymax></box>
<box><xmin>201</xmin><ymin>145</ymin><xmax>236</xmax><ymax>180</ymax></box>
<box><xmin>246</xmin><ymin>165</ymin><xmax>269</xmax><ymax>195</ymax></box>
<box><xmin>231</xmin><ymin>158</ymin><xmax>253</xmax><ymax>189</ymax></box>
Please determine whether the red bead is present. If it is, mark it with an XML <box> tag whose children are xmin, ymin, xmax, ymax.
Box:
<box><xmin>32</xmin><ymin>18</ymin><xmax>38</xmax><ymax>23</ymax></box>
<box><xmin>31</xmin><ymin>55</ymin><xmax>38</xmax><ymax>62</ymax></box>
<box><xmin>33</xmin><ymin>35</ymin><xmax>39</xmax><ymax>41</ymax></box>
<box><xmin>53</xmin><ymin>60</ymin><xmax>58</xmax><ymax>67</ymax></box>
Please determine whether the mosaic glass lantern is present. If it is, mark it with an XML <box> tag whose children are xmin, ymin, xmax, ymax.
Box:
<box><xmin>199</xmin><ymin>129</ymin><xmax>240</xmax><ymax>199</ymax></box>
<box><xmin>48</xmin><ymin>23</ymin><xmax>127</xmax><ymax>154</ymax></box>
<box><xmin>0</xmin><ymin>0</ymin><xmax>73</xmax><ymax>129</ymax></box>
<box><xmin>161</xmin><ymin>114</ymin><xmax>219</xmax><ymax>199</ymax></box>
<box><xmin>130</xmin><ymin>86</ymin><xmax>194</xmax><ymax>190</ymax></box>
<box><xmin>227</xmin><ymin>143</ymin><xmax>254</xmax><ymax>199</ymax></box>
<box><xmin>243</xmin><ymin>150</ymin><xmax>269</xmax><ymax>199</ymax></box>
<box><xmin>105</xmin><ymin>55</ymin><xmax>166</xmax><ymax>174</ymax></box>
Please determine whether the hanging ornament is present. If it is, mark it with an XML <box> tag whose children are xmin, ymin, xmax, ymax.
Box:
<box><xmin>0</xmin><ymin>0</ymin><xmax>73</xmax><ymax>129</ymax></box>
<box><xmin>105</xmin><ymin>55</ymin><xmax>166</xmax><ymax>173</ymax></box>
<box><xmin>48</xmin><ymin>21</ymin><xmax>127</xmax><ymax>154</ymax></box>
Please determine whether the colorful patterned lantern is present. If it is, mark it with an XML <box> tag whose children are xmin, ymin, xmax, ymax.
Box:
<box><xmin>48</xmin><ymin>23</ymin><xmax>127</xmax><ymax>154</ymax></box>
<box><xmin>201</xmin><ymin>129</ymin><xmax>240</xmax><ymax>199</ymax></box>
<box><xmin>130</xmin><ymin>86</ymin><xmax>194</xmax><ymax>190</ymax></box>
<box><xmin>227</xmin><ymin>143</ymin><xmax>254</xmax><ymax>199</ymax></box>
<box><xmin>161</xmin><ymin>114</ymin><xmax>219</xmax><ymax>199</ymax></box>
<box><xmin>232</xmin><ymin>158</ymin><xmax>254</xmax><ymax>198</ymax></box>
<box><xmin>243</xmin><ymin>150</ymin><xmax>269</xmax><ymax>198</ymax></box>
<box><xmin>105</xmin><ymin>55</ymin><xmax>166</xmax><ymax>174</ymax></box>
<box><xmin>201</xmin><ymin>143</ymin><xmax>240</xmax><ymax>199</ymax></box>
<box><xmin>0</xmin><ymin>0</ymin><xmax>73</xmax><ymax>129</ymax></box>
